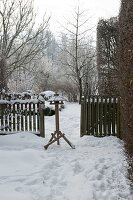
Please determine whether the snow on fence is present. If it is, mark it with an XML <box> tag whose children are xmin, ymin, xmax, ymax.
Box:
<box><xmin>0</xmin><ymin>100</ymin><xmax>45</xmax><ymax>137</ymax></box>
<box><xmin>80</xmin><ymin>96</ymin><xmax>121</xmax><ymax>137</ymax></box>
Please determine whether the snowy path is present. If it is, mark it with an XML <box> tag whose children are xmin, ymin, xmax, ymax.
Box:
<box><xmin>0</xmin><ymin>103</ymin><xmax>132</xmax><ymax>200</ymax></box>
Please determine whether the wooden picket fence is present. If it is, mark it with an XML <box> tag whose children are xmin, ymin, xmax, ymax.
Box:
<box><xmin>80</xmin><ymin>96</ymin><xmax>121</xmax><ymax>137</ymax></box>
<box><xmin>0</xmin><ymin>100</ymin><xmax>45</xmax><ymax>137</ymax></box>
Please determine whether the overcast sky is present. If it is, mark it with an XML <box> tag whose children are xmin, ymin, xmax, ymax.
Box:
<box><xmin>34</xmin><ymin>0</ymin><xmax>120</xmax><ymax>35</ymax></box>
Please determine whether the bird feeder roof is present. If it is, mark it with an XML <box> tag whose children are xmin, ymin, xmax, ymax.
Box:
<box><xmin>48</xmin><ymin>93</ymin><xmax>65</xmax><ymax>104</ymax></box>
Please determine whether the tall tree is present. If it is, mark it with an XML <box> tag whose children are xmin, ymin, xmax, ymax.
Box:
<box><xmin>59</xmin><ymin>5</ymin><xmax>96</xmax><ymax>102</ymax></box>
<box><xmin>0</xmin><ymin>0</ymin><xmax>50</xmax><ymax>92</ymax></box>
<box><xmin>97</xmin><ymin>17</ymin><xmax>119</xmax><ymax>95</ymax></box>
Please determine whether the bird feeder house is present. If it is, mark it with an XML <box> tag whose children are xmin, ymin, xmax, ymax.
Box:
<box><xmin>44</xmin><ymin>93</ymin><xmax>75</xmax><ymax>150</ymax></box>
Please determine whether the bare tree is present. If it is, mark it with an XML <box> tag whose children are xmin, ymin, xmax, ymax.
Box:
<box><xmin>0</xmin><ymin>0</ymin><xmax>50</xmax><ymax>92</ymax></box>
<box><xmin>59</xmin><ymin>5</ymin><xmax>96</xmax><ymax>102</ymax></box>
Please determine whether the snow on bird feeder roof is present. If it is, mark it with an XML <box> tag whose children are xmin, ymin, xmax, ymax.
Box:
<box><xmin>40</xmin><ymin>90</ymin><xmax>55</xmax><ymax>96</ymax></box>
<box><xmin>48</xmin><ymin>93</ymin><xmax>65</xmax><ymax>104</ymax></box>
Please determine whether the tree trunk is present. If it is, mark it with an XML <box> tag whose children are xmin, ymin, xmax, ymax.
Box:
<box><xmin>0</xmin><ymin>56</ymin><xmax>8</xmax><ymax>92</ymax></box>
<box><xmin>79</xmin><ymin>78</ymin><xmax>83</xmax><ymax>103</ymax></box>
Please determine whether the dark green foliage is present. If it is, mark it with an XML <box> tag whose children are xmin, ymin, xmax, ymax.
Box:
<box><xmin>118</xmin><ymin>0</ymin><xmax>133</xmax><ymax>182</ymax></box>
<box><xmin>97</xmin><ymin>17</ymin><xmax>119</xmax><ymax>96</ymax></box>
<box><xmin>44</xmin><ymin>107</ymin><xmax>55</xmax><ymax>116</ymax></box>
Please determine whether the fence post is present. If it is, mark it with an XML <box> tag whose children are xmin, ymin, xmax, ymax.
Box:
<box><xmin>80</xmin><ymin>96</ymin><xmax>85</xmax><ymax>137</ymax></box>
<box><xmin>112</xmin><ymin>97</ymin><xmax>116</xmax><ymax>136</ymax></box>
<box><xmin>99</xmin><ymin>96</ymin><xmax>103</xmax><ymax>137</ymax></box>
<box><xmin>95</xmin><ymin>96</ymin><xmax>99</xmax><ymax>136</ymax></box>
<box><xmin>117</xmin><ymin>97</ymin><xmax>121</xmax><ymax>139</ymax></box>
<box><xmin>39</xmin><ymin>103</ymin><xmax>45</xmax><ymax>137</ymax></box>
<box><xmin>87</xmin><ymin>96</ymin><xmax>90</xmax><ymax>135</ymax></box>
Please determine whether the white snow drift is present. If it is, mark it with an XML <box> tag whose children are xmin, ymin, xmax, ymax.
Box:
<box><xmin>0</xmin><ymin>103</ymin><xmax>132</xmax><ymax>200</ymax></box>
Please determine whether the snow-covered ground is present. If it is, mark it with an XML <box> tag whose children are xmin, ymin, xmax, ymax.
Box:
<box><xmin>0</xmin><ymin>103</ymin><xmax>132</xmax><ymax>200</ymax></box>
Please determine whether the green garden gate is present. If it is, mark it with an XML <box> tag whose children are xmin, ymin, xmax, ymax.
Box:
<box><xmin>80</xmin><ymin>96</ymin><xmax>120</xmax><ymax>137</ymax></box>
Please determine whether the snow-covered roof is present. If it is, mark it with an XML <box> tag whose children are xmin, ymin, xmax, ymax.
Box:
<box><xmin>39</xmin><ymin>91</ymin><xmax>55</xmax><ymax>97</ymax></box>
<box><xmin>48</xmin><ymin>94</ymin><xmax>65</xmax><ymax>102</ymax></box>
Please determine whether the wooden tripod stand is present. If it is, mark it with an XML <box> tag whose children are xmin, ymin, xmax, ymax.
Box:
<box><xmin>44</xmin><ymin>95</ymin><xmax>75</xmax><ymax>150</ymax></box>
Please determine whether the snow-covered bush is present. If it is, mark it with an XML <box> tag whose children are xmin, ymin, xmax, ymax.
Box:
<box><xmin>44</xmin><ymin>107</ymin><xmax>55</xmax><ymax>116</ymax></box>
<box><xmin>39</xmin><ymin>90</ymin><xmax>55</xmax><ymax>101</ymax></box>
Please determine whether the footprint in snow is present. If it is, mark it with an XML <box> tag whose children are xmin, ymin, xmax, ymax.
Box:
<box><xmin>94</xmin><ymin>163</ymin><xmax>99</xmax><ymax>170</ymax></box>
<box><xmin>98</xmin><ymin>158</ymin><xmax>105</xmax><ymax>163</ymax></box>
<box><xmin>73</xmin><ymin>161</ymin><xmax>83</xmax><ymax>175</ymax></box>
<box><xmin>15</xmin><ymin>187</ymin><xmax>23</xmax><ymax>193</ymax></box>
<box><xmin>93</xmin><ymin>181</ymin><xmax>106</xmax><ymax>192</ymax></box>
<box><xmin>50</xmin><ymin>177</ymin><xmax>58</xmax><ymax>185</ymax></box>
<box><xmin>25</xmin><ymin>178</ymin><xmax>42</xmax><ymax>186</ymax></box>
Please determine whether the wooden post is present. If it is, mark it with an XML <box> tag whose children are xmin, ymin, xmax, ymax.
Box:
<box><xmin>95</xmin><ymin>96</ymin><xmax>99</xmax><ymax>136</ymax></box>
<box><xmin>17</xmin><ymin>103</ymin><xmax>20</xmax><ymax>131</ymax></box>
<box><xmin>112</xmin><ymin>97</ymin><xmax>116</xmax><ymax>136</ymax></box>
<box><xmin>44</xmin><ymin>93</ymin><xmax>75</xmax><ymax>149</ymax></box>
<box><xmin>39</xmin><ymin>103</ymin><xmax>45</xmax><ymax>138</ymax></box>
<box><xmin>99</xmin><ymin>97</ymin><xmax>103</xmax><ymax>137</ymax></box>
<box><xmin>86</xmin><ymin>97</ymin><xmax>90</xmax><ymax>135</ymax></box>
<box><xmin>91</xmin><ymin>97</ymin><xmax>95</xmax><ymax>135</ymax></box>
<box><xmin>13</xmin><ymin>104</ymin><xmax>15</xmax><ymax>131</ymax></box>
<box><xmin>9</xmin><ymin>103</ymin><xmax>12</xmax><ymax>131</ymax></box>
<box><xmin>1</xmin><ymin>105</ymin><xmax>3</xmax><ymax>130</ymax></box>
<box><xmin>103</xmin><ymin>97</ymin><xmax>107</xmax><ymax>136</ymax></box>
<box><xmin>21</xmin><ymin>103</ymin><xmax>24</xmax><ymax>131</ymax></box>
<box><xmin>25</xmin><ymin>103</ymin><xmax>28</xmax><ymax>131</ymax></box>
<box><xmin>33</xmin><ymin>103</ymin><xmax>36</xmax><ymax>131</ymax></box>
<box><xmin>55</xmin><ymin>102</ymin><xmax>60</xmax><ymax>145</ymax></box>
<box><xmin>80</xmin><ymin>96</ymin><xmax>85</xmax><ymax>137</ymax></box>
<box><xmin>29</xmin><ymin>103</ymin><xmax>32</xmax><ymax>131</ymax></box>
<box><xmin>117</xmin><ymin>97</ymin><xmax>121</xmax><ymax>139</ymax></box>
<box><xmin>108</xmin><ymin>97</ymin><xmax>111</xmax><ymax>136</ymax></box>
<box><xmin>37</xmin><ymin>103</ymin><xmax>40</xmax><ymax>131</ymax></box>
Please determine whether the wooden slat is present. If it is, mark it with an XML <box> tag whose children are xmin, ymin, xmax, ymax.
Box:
<box><xmin>1</xmin><ymin>105</ymin><xmax>4</xmax><ymax>130</ymax></box>
<box><xmin>29</xmin><ymin>103</ymin><xmax>32</xmax><ymax>131</ymax></box>
<box><xmin>108</xmin><ymin>97</ymin><xmax>112</xmax><ymax>135</ymax></box>
<box><xmin>37</xmin><ymin>103</ymin><xmax>40</xmax><ymax>131</ymax></box>
<box><xmin>13</xmin><ymin>104</ymin><xmax>16</xmax><ymax>131</ymax></box>
<box><xmin>4</xmin><ymin>104</ymin><xmax>8</xmax><ymax>131</ymax></box>
<box><xmin>9</xmin><ymin>104</ymin><xmax>12</xmax><ymax>131</ymax></box>
<box><xmin>80</xmin><ymin>97</ymin><xmax>85</xmax><ymax>137</ymax></box>
<box><xmin>87</xmin><ymin>97</ymin><xmax>90</xmax><ymax>135</ymax></box>
<box><xmin>25</xmin><ymin>103</ymin><xmax>28</xmax><ymax>131</ymax></box>
<box><xmin>103</xmin><ymin>97</ymin><xmax>107</xmax><ymax>136</ymax></box>
<box><xmin>112</xmin><ymin>97</ymin><xmax>116</xmax><ymax>136</ymax></box>
<box><xmin>39</xmin><ymin>104</ymin><xmax>45</xmax><ymax>137</ymax></box>
<box><xmin>80</xmin><ymin>101</ymin><xmax>83</xmax><ymax>136</ymax></box>
<box><xmin>21</xmin><ymin>103</ymin><xmax>24</xmax><ymax>131</ymax></box>
<box><xmin>95</xmin><ymin>96</ymin><xmax>99</xmax><ymax>136</ymax></box>
<box><xmin>91</xmin><ymin>97</ymin><xmax>95</xmax><ymax>135</ymax></box>
<box><xmin>33</xmin><ymin>103</ymin><xmax>36</xmax><ymax>131</ymax></box>
<box><xmin>116</xmin><ymin>98</ymin><xmax>121</xmax><ymax>138</ymax></box>
<box><xmin>99</xmin><ymin>97</ymin><xmax>103</xmax><ymax>137</ymax></box>
<box><xmin>17</xmin><ymin>103</ymin><xmax>20</xmax><ymax>131</ymax></box>
<box><xmin>85</xmin><ymin>100</ymin><xmax>88</xmax><ymax>135</ymax></box>
<box><xmin>84</xmin><ymin>98</ymin><xmax>87</xmax><ymax>135</ymax></box>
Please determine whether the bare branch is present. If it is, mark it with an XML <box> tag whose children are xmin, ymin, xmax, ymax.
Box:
<box><xmin>0</xmin><ymin>0</ymin><xmax>50</xmax><ymax>91</ymax></box>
